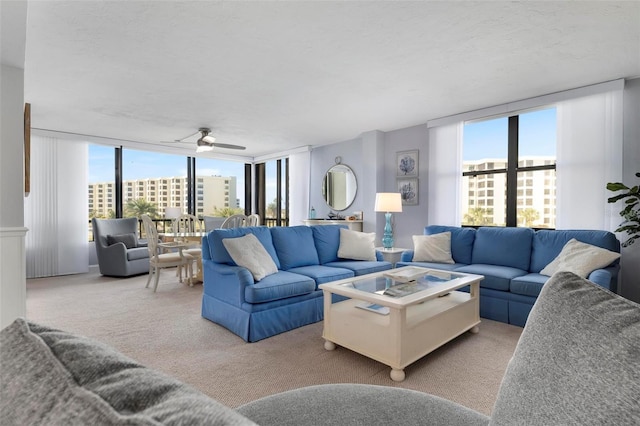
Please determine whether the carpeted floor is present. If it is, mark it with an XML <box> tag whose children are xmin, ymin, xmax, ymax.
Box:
<box><xmin>26</xmin><ymin>269</ymin><xmax>523</xmax><ymax>416</ymax></box>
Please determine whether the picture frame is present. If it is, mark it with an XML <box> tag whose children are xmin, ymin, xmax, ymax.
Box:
<box><xmin>397</xmin><ymin>178</ymin><xmax>418</xmax><ymax>206</ymax></box>
<box><xmin>396</xmin><ymin>150</ymin><xmax>418</xmax><ymax>177</ymax></box>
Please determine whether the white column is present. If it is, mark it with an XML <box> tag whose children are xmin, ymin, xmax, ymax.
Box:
<box><xmin>0</xmin><ymin>64</ymin><xmax>28</xmax><ymax>328</ymax></box>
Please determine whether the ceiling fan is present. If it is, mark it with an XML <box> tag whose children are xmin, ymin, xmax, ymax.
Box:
<box><xmin>163</xmin><ymin>128</ymin><xmax>246</xmax><ymax>153</ymax></box>
<box><xmin>195</xmin><ymin>128</ymin><xmax>246</xmax><ymax>153</ymax></box>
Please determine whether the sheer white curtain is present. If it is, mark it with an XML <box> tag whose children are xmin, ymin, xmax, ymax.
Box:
<box><xmin>25</xmin><ymin>136</ymin><xmax>88</xmax><ymax>277</ymax></box>
<box><xmin>288</xmin><ymin>150</ymin><xmax>311</xmax><ymax>227</ymax></box>
<box><xmin>556</xmin><ymin>89</ymin><xmax>623</xmax><ymax>230</ymax></box>
<box><xmin>427</xmin><ymin>123</ymin><xmax>463</xmax><ymax>226</ymax></box>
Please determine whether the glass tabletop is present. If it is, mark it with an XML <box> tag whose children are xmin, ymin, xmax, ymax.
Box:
<box><xmin>342</xmin><ymin>269</ymin><xmax>467</xmax><ymax>298</ymax></box>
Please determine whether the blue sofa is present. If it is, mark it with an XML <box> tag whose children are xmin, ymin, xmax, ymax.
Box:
<box><xmin>397</xmin><ymin>225</ymin><xmax>621</xmax><ymax>327</ymax></box>
<box><xmin>201</xmin><ymin>225</ymin><xmax>393</xmax><ymax>342</ymax></box>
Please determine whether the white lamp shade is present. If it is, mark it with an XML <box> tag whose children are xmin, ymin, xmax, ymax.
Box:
<box><xmin>374</xmin><ymin>193</ymin><xmax>402</xmax><ymax>212</ymax></box>
<box><xmin>196</xmin><ymin>144</ymin><xmax>214</xmax><ymax>153</ymax></box>
<box><xmin>164</xmin><ymin>207</ymin><xmax>182</xmax><ymax>219</ymax></box>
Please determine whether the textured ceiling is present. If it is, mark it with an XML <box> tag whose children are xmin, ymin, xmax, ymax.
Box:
<box><xmin>23</xmin><ymin>1</ymin><xmax>640</xmax><ymax>160</ymax></box>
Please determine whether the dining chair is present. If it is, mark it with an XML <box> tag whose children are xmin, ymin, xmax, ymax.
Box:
<box><xmin>220</xmin><ymin>214</ymin><xmax>248</xmax><ymax>229</ymax></box>
<box><xmin>141</xmin><ymin>214</ymin><xmax>194</xmax><ymax>292</ymax></box>
<box><xmin>171</xmin><ymin>214</ymin><xmax>202</xmax><ymax>285</ymax></box>
<box><xmin>246</xmin><ymin>214</ymin><xmax>261</xmax><ymax>226</ymax></box>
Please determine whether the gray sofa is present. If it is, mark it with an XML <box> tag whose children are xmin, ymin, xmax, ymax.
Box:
<box><xmin>92</xmin><ymin>217</ymin><xmax>149</xmax><ymax>277</ymax></box>
<box><xmin>2</xmin><ymin>271</ymin><xmax>638</xmax><ymax>425</ymax></box>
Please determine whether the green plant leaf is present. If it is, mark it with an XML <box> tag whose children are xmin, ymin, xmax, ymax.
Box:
<box><xmin>606</xmin><ymin>182</ymin><xmax>629</xmax><ymax>191</ymax></box>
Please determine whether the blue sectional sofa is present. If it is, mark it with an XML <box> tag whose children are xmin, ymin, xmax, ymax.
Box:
<box><xmin>397</xmin><ymin>225</ymin><xmax>621</xmax><ymax>327</ymax></box>
<box><xmin>201</xmin><ymin>225</ymin><xmax>393</xmax><ymax>342</ymax></box>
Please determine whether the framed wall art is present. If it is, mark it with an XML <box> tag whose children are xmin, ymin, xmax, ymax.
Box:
<box><xmin>397</xmin><ymin>178</ymin><xmax>418</xmax><ymax>206</ymax></box>
<box><xmin>396</xmin><ymin>150</ymin><xmax>418</xmax><ymax>177</ymax></box>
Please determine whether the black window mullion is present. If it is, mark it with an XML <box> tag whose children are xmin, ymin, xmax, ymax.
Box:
<box><xmin>115</xmin><ymin>147</ymin><xmax>123</xmax><ymax>218</ymax></box>
<box><xmin>244</xmin><ymin>164</ymin><xmax>252</xmax><ymax>215</ymax></box>
<box><xmin>276</xmin><ymin>159</ymin><xmax>282</xmax><ymax>225</ymax></box>
<box><xmin>506</xmin><ymin>116</ymin><xmax>519</xmax><ymax>227</ymax></box>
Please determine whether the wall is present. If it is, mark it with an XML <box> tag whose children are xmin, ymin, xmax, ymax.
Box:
<box><xmin>309</xmin><ymin>138</ymin><xmax>363</xmax><ymax>222</ymax></box>
<box><xmin>309</xmin><ymin>125</ymin><xmax>428</xmax><ymax>248</ymax></box>
<box><xmin>382</xmin><ymin>124</ymin><xmax>429</xmax><ymax>249</ymax></box>
<box><xmin>309</xmin><ymin>80</ymin><xmax>640</xmax><ymax>303</ymax></box>
<box><xmin>0</xmin><ymin>0</ymin><xmax>28</xmax><ymax>328</ymax></box>
<box><xmin>620</xmin><ymin>78</ymin><xmax>640</xmax><ymax>302</ymax></box>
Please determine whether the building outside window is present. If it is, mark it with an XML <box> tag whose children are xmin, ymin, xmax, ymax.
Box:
<box><xmin>461</xmin><ymin>108</ymin><xmax>556</xmax><ymax>228</ymax></box>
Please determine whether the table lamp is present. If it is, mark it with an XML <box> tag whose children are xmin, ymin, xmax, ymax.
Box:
<box><xmin>374</xmin><ymin>192</ymin><xmax>403</xmax><ymax>249</ymax></box>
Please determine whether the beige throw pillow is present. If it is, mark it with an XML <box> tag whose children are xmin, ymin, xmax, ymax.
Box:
<box><xmin>540</xmin><ymin>238</ymin><xmax>620</xmax><ymax>278</ymax></box>
<box><xmin>412</xmin><ymin>232</ymin><xmax>455</xmax><ymax>264</ymax></box>
<box><xmin>337</xmin><ymin>228</ymin><xmax>376</xmax><ymax>261</ymax></box>
<box><xmin>222</xmin><ymin>234</ymin><xmax>278</xmax><ymax>281</ymax></box>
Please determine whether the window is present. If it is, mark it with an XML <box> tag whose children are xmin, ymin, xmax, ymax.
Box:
<box><xmin>462</xmin><ymin>108</ymin><xmax>556</xmax><ymax>228</ymax></box>
<box><xmin>195</xmin><ymin>158</ymin><xmax>245</xmax><ymax>217</ymax></box>
<box><xmin>122</xmin><ymin>149</ymin><xmax>186</xmax><ymax>219</ymax></box>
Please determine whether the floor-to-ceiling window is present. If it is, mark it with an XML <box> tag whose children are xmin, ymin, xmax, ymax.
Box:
<box><xmin>462</xmin><ymin>107</ymin><xmax>556</xmax><ymax>228</ymax></box>
<box><xmin>88</xmin><ymin>144</ymin><xmax>116</xmax><ymax>240</ymax></box>
<box><xmin>254</xmin><ymin>158</ymin><xmax>289</xmax><ymax>227</ymax></box>
<box><xmin>88</xmin><ymin>145</ymin><xmax>257</xmax><ymax>235</ymax></box>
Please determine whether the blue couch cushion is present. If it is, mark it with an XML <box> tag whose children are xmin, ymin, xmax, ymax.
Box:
<box><xmin>324</xmin><ymin>260</ymin><xmax>392</xmax><ymax>276</ymax></box>
<box><xmin>311</xmin><ymin>225</ymin><xmax>348</xmax><ymax>264</ymax></box>
<box><xmin>530</xmin><ymin>229</ymin><xmax>620</xmax><ymax>273</ymax></box>
<box><xmin>244</xmin><ymin>271</ymin><xmax>316</xmax><ymax>304</ymax></box>
<box><xmin>471</xmin><ymin>227</ymin><xmax>533</xmax><ymax>271</ymax></box>
<box><xmin>287</xmin><ymin>265</ymin><xmax>354</xmax><ymax>286</ymax></box>
<box><xmin>424</xmin><ymin>226</ymin><xmax>476</xmax><ymax>265</ymax></box>
<box><xmin>270</xmin><ymin>226</ymin><xmax>320</xmax><ymax>270</ymax></box>
<box><xmin>207</xmin><ymin>227</ymin><xmax>281</xmax><ymax>269</ymax></box>
<box><xmin>396</xmin><ymin>260</ymin><xmax>462</xmax><ymax>271</ymax></box>
<box><xmin>455</xmin><ymin>264</ymin><xmax>527</xmax><ymax>291</ymax></box>
<box><xmin>510</xmin><ymin>273</ymin><xmax>549</xmax><ymax>297</ymax></box>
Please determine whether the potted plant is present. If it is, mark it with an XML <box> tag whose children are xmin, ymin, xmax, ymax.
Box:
<box><xmin>607</xmin><ymin>172</ymin><xmax>640</xmax><ymax>247</ymax></box>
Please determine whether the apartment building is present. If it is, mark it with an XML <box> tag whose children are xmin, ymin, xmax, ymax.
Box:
<box><xmin>89</xmin><ymin>175</ymin><xmax>237</xmax><ymax>218</ymax></box>
<box><xmin>461</xmin><ymin>157</ymin><xmax>556</xmax><ymax>228</ymax></box>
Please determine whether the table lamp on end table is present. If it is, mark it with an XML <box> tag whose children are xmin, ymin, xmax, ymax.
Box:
<box><xmin>374</xmin><ymin>192</ymin><xmax>403</xmax><ymax>249</ymax></box>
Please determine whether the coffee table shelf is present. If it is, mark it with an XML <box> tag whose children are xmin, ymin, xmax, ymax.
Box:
<box><xmin>319</xmin><ymin>267</ymin><xmax>483</xmax><ymax>381</ymax></box>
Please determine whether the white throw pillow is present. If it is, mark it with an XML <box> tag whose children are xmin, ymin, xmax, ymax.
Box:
<box><xmin>222</xmin><ymin>234</ymin><xmax>278</xmax><ymax>281</ymax></box>
<box><xmin>337</xmin><ymin>228</ymin><xmax>376</xmax><ymax>261</ymax></box>
<box><xmin>412</xmin><ymin>232</ymin><xmax>455</xmax><ymax>264</ymax></box>
<box><xmin>540</xmin><ymin>238</ymin><xmax>620</xmax><ymax>278</ymax></box>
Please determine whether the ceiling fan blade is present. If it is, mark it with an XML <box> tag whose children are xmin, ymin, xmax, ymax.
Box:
<box><xmin>212</xmin><ymin>142</ymin><xmax>246</xmax><ymax>150</ymax></box>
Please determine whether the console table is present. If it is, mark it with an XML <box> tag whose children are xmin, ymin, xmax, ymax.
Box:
<box><xmin>303</xmin><ymin>219</ymin><xmax>363</xmax><ymax>232</ymax></box>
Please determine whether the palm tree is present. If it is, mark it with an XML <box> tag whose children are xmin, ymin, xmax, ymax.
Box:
<box><xmin>124</xmin><ymin>199</ymin><xmax>158</xmax><ymax>218</ymax></box>
<box><xmin>211</xmin><ymin>207</ymin><xmax>244</xmax><ymax>217</ymax></box>
<box><xmin>519</xmin><ymin>208</ymin><xmax>540</xmax><ymax>227</ymax></box>
<box><xmin>463</xmin><ymin>208</ymin><xmax>491</xmax><ymax>226</ymax></box>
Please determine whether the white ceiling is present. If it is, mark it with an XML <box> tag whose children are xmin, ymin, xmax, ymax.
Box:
<box><xmin>22</xmin><ymin>1</ymin><xmax>640</xmax><ymax>160</ymax></box>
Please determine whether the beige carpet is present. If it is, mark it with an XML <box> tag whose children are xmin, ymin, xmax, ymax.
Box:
<box><xmin>26</xmin><ymin>269</ymin><xmax>523</xmax><ymax>416</ymax></box>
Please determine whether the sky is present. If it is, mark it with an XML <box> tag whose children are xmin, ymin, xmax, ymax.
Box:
<box><xmin>463</xmin><ymin>107</ymin><xmax>556</xmax><ymax>161</ymax></box>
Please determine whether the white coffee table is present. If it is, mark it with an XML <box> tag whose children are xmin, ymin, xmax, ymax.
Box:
<box><xmin>319</xmin><ymin>266</ymin><xmax>483</xmax><ymax>381</ymax></box>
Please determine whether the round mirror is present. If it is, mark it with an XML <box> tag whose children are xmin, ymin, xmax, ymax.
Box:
<box><xmin>322</xmin><ymin>163</ymin><xmax>357</xmax><ymax>211</ymax></box>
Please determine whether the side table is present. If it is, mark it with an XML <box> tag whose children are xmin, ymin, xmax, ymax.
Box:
<box><xmin>375</xmin><ymin>247</ymin><xmax>407</xmax><ymax>267</ymax></box>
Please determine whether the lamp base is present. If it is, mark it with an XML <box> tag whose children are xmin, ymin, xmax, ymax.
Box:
<box><xmin>382</xmin><ymin>212</ymin><xmax>394</xmax><ymax>249</ymax></box>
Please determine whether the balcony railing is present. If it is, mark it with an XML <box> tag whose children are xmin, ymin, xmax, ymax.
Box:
<box><xmin>88</xmin><ymin>217</ymin><xmax>289</xmax><ymax>241</ymax></box>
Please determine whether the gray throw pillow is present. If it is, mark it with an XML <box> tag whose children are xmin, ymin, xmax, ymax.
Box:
<box><xmin>107</xmin><ymin>233</ymin><xmax>138</xmax><ymax>249</ymax></box>
<box><xmin>490</xmin><ymin>271</ymin><xmax>640</xmax><ymax>425</ymax></box>
<box><xmin>0</xmin><ymin>318</ymin><xmax>256</xmax><ymax>425</ymax></box>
